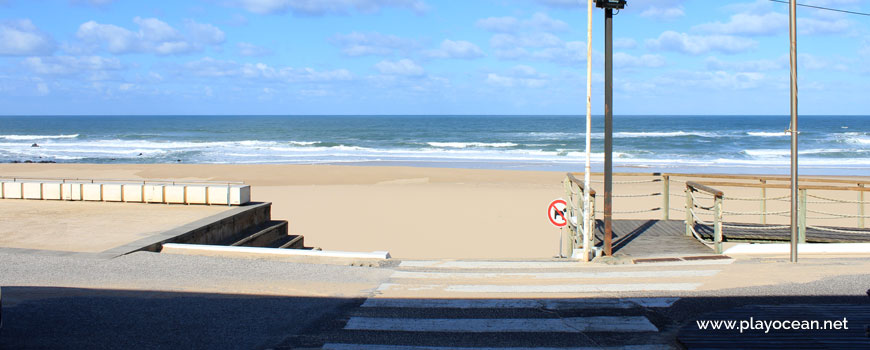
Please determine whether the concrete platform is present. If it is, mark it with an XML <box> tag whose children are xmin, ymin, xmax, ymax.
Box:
<box><xmin>0</xmin><ymin>199</ymin><xmax>232</xmax><ymax>256</ymax></box>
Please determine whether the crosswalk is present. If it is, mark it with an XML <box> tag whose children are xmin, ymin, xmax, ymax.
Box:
<box><xmin>292</xmin><ymin>259</ymin><xmax>730</xmax><ymax>349</ymax></box>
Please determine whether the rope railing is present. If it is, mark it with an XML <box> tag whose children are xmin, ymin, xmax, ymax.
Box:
<box><xmin>807</xmin><ymin>194</ymin><xmax>870</xmax><ymax>204</ymax></box>
<box><xmin>561</xmin><ymin>172</ymin><xmax>869</xmax><ymax>251</ymax></box>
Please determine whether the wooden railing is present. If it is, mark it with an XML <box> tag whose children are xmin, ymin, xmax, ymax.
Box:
<box><xmin>565</xmin><ymin>172</ymin><xmax>870</xmax><ymax>253</ymax></box>
<box><xmin>685</xmin><ymin>181</ymin><xmax>724</xmax><ymax>253</ymax></box>
<box><xmin>563</xmin><ymin>173</ymin><xmax>596</xmax><ymax>261</ymax></box>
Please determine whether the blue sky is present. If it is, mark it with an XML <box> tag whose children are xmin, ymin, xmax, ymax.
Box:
<box><xmin>0</xmin><ymin>0</ymin><xmax>868</xmax><ymax>115</ymax></box>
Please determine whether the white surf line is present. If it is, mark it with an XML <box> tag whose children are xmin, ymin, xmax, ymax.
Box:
<box><xmin>343</xmin><ymin>316</ymin><xmax>658</xmax><ymax>333</ymax></box>
<box><xmin>389</xmin><ymin>270</ymin><xmax>719</xmax><ymax>280</ymax></box>
<box><xmin>361</xmin><ymin>297</ymin><xmax>680</xmax><ymax>309</ymax></box>
<box><xmin>377</xmin><ymin>283</ymin><xmax>700</xmax><ymax>293</ymax></box>
<box><xmin>323</xmin><ymin>344</ymin><xmax>675</xmax><ymax>350</ymax></box>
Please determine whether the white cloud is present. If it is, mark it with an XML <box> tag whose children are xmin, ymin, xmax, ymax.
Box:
<box><xmin>237</xmin><ymin>42</ymin><xmax>273</xmax><ymax>56</ymax></box>
<box><xmin>426</xmin><ymin>40</ymin><xmax>484</xmax><ymax>59</ymax></box>
<box><xmin>613</xmin><ymin>52</ymin><xmax>666</xmax><ymax>68</ymax></box>
<box><xmin>237</xmin><ymin>0</ymin><xmax>428</xmax><ymax>15</ymax></box>
<box><xmin>36</xmin><ymin>82</ymin><xmax>50</xmax><ymax>95</ymax></box>
<box><xmin>705</xmin><ymin>56</ymin><xmax>785</xmax><ymax>72</ymax></box>
<box><xmin>23</xmin><ymin>55</ymin><xmax>123</xmax><ymax>75</ymax></box>
<box><xmin>693</xmin><ymin>12</ymin><xmax>787</xmax><ymax>36</ymax></box>
<box><xmin>332</xmin><ymin>32</ymin><xmax>418</xmax><ymax>56</ymax></box>
<box><xmin>70</xmin><ymin>0</ymin><xmax>116</xmax><ymax>6</ymax></box>
<box><xmin>0</xmin><ymin>19</ymin><xmax>55</xmax><ymax>56</ymax></box>
<box><xmin>646</xmin><ymin>31</ymin><xmax>757</xmax><ymax>55</ymax></box>
<box><xmin>475</xmin><ymin>16</ymin><xmax>518</xmax><ymax>32</ymax></box>
<box><xmin>76</xmin><ymin>17</ymin><xmax>225</xmax><ymax>55</ymax></box>
<box><xmin>655</xmin><ymin>70</ymin><xmax>768</xmax><ymax>90</ymax></box>
<box><xmin>613</xmin><ymin>38</ymin><xmax>637</xmax><ymax>49</ymax></box>
<box><xmin>477</xmin><ymin>12</ymin><xmax>568</xmax><ymax>33</ymax></box>
<box><xmin>798</xmin><ymin>17</ymin><xmax>851</xmax><ymax>35</ymax></box>
<box><xmin>184</xmin><ymin>57</ymin><xmax>353</xmax><ymax>82</ymax></box>
<box><xmin>491</xmin><ymin>32</ymin><xmax>563</xmax><ymax>49</ymax></box>
<box><xmin>640</xmin><ymin>6</ymin><xmax>685</xmax><ymax>20</ymax></box>
<box><xmin>186</xmin><ymin>21</ymin><xmax>226</xmax><ymax>45</ymax></box>
<box><xmin>694</xmin><ymin>7</ymin><xmax>852</xmax><ymax>36</ymax></box>
<box><xmin>375</xmin><ymin>59</ymin><xmax>424</xmax><ymax>76</ymax></box>
<box><xmin>485</xmin><ymin>65</ymin><xmax>547</xmax><ymax>88</ymax></box>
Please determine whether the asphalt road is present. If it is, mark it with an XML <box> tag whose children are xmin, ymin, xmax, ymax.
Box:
<box><xmin>1</xmin><ymin>251</ymin><xmax>869</xmax><ymax>349</ymax></box>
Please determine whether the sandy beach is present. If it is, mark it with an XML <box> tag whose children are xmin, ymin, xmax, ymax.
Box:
<box><xmin>1</xmin><ymin>163</ymin><xmax>867</xmax><ymax>259</ymax></box>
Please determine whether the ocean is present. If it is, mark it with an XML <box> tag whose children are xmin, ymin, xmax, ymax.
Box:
<box><xmin>1</xmin><ymin>115</ymin><xmax>868</xmax><ymax>175</ymax></box>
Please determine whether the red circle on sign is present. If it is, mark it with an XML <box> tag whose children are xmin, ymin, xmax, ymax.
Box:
<box><xmin>548</xmin><ymin>199</ymin><xmax>568</xmax><ymax>227</ymax></box>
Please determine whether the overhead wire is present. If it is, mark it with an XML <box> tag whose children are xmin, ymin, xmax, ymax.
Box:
<box><xmin>768</xmin><ymin>0</ymin><xmax>870</xmax><ymax>17</ymax></box>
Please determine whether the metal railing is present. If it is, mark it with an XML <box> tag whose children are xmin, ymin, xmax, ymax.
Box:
<box><xmin>563</xmin><ymin>173</ymin><xmax>596</xmax><ymax>261</ymax></box>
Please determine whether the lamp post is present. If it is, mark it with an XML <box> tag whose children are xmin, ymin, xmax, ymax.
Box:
<box><xmin>595</xmin><ymin>0</ymin><xmax>625</xmax><ymax>257</ymax></box>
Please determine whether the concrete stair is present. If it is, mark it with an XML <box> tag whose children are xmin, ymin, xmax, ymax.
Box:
<box><xmin>149</xmin><ymin>202</ymin><xmax>306</xmax><ymax>251</ymax></box>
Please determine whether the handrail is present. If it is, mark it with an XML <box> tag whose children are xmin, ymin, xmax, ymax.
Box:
<box><xmin>566</xmin><ymin>173</ymin><xmax>596</xmax><ymax>196</ymax></box>
<box><xmin>685</xmin><ymin>182</ymin><xmax>724</xmax><ymax>253</ymax></box>
<box><xmin>563</xmin><ymin>173</ymin><xmax>597</xmax><ymax>261</ymax></box>
<box><xmin>694</xmin><ymin>181</ymin><xmax>870</xmax><ymax>192</ymax></box>
<box><xmin>569</xmin><ymin>172</ymin><xmax>870</xmax><ymax>186</ymax></box>
<box><xmin>686</xmin><ymin>181</ymin><xmax>724</xmax><ymax>197</ymax></box>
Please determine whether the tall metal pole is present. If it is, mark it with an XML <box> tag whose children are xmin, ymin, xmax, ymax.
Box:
<box><xmin>603</xmin><ymin>8</ymin><xmax>613</xmax><ymax>257</ymax></box>
<box><xmin>582</xmin><ymin>0</ymin><xmax>593</xmax><ymax>261</ymax></box>
<box><xmin>789</xmin><ymin>0</ymin><xmax>799</xmax><ymax>263</ymax></box>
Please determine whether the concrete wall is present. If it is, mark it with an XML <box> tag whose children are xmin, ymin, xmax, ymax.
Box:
<box><xmin>0</xmin><ymin>180</ymin><xmax>250</xmax><ymax>206</ymax></box>
<box><xmin>137</xmin><ymin>202</ymin><xmax>273</xmax><ymax>252</ymax></box>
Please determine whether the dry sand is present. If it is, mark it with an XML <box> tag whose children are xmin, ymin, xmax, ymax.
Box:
<box><xmin>1</xmin><ymin>163</ymin><xmax>867</xmax><ymax>259</ymax></box>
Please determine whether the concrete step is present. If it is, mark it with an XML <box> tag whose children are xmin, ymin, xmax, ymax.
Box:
<box><xmin>230</xmin><ymin>220</ymin><xmax>288</xmax><ymax>248</ymax></box>
<box><xmin>270</xmin><ymin>234</ymin><xmax>304</xmax><ymax>249</ymax></box>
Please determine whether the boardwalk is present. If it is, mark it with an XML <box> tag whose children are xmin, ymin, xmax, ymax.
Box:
<box><xmin>595</xmin><ymin>220</ymin><xmax>870</xmax><ymax>259</ymax></box>
<box><xmin>594</xmin><ymin>220</ymin><xmax>715</xmax><ymax>259</ymax></box>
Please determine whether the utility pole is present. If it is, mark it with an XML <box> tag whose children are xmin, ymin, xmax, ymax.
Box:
<box><xmin>789</xmin><ymin>0</ymin><xmax>799</xmax><ymax>263</ymax></box>
<box><xmin>594</xmin><ymin>0</ymin><xmax>624</xmax><ymax>256</ymax></box>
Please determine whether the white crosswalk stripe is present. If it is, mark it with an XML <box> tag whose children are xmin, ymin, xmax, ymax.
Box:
<box><xmin>294</xmin><ymin>260</ymin><xmax>722</xmax><ymax>349</ymax></box>
<box><xmin>344</xmin><ymin>316</ymin><xmax>658</xmax><ymax>332</ymax></box>
<box><xmin>323</xmin><ymin>345</ymin><xmax>674</xmax><ymax>350</ymax></box>
<box><xmin>360</xmin><ymin>297</ymin><xmax>680</xmax><ymax>309</ymax></box>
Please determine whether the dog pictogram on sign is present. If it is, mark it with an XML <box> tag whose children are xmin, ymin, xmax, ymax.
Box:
<box><xmin>548</xmin><ymin>198</ymin><xmax>568</xmax><ymax>227</ymax></box>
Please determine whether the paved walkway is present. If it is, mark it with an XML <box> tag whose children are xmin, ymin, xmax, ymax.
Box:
<box><xmin>283</xmin><ymin>258</ymin><xmax>736</xmax><ymax>349</ymax></box>
<box><xmin>0</xmin><ymin>199</ymin><xmax>230</xmax><ymax>254</ymax></box>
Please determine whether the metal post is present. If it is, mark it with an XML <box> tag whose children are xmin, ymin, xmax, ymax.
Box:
<box><xmin>582</xmin><ymin>0</ymin><xmax>593</xmax><ymax>262</ymax></box>
<box><xmin>788</xmin><ymin>0</ymin><xmax>799</xmax><ymax>263</ymax></box>
<box><xmin>603</xmin><ymin>8</ymin><xmax>613</xmax><ymax>257</ymax></box>
<box><xmin>685</xmin><ymin>187</ymin><xmax>694</xmax><ymax>237</ymax></box>
<box><xmin>714</xmin><ymin>195</ymin><xmax>723</xmax><ymax>254</ymax></box>
<box><xmin>859</xmin><ymin>184</ymin><xmax>865</xmax><ymax>229</ymax></box>
<box><xmin>662</xmin><ymin>175</ymin><xmax>670</xmax><ymax>220</ymax></box>
<box><xmin>760</xmin><ymin>179</ymin><xmax>767</xmax><ymax>225</ymax></box>
<box><xmin>799</xmin><ymin>189</ymin><xmax>807</xmax><ymax>244</ymax></box>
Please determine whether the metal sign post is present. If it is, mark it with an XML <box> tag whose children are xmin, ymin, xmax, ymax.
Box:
<box><xmin>789</xmin><ymin>0</ymin><xmax>799</xmax><ymax>263</ymax></box>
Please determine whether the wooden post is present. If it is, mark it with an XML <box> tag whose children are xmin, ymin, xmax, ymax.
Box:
<box><xmin>760</xmin><ymin>179</ymin><xmax>767</xmax><ymax>225</ymax></box>
<box><xmin>685</xmin><ymin>186</ymin><xmax>693</xmax><ymax>237</ymax></box>
<box><xmin>588</xmin><ymin>193</ymin><xmax>596</xmax><ymax>258</ymax></box>
<box><xmin>799</xmin><ymin>188</ymin><xmax>807</xmax><ymax>244</ymax></box>
<box><xmin>859</xmin><ymin>184</ymin><xmax>865</xmax><ymax>229</ymax></box>
<box><xmin>662</xmin><ymin>175</ymin><xmax>670</xmax><ymax>220</ymax></box>
<box><xmin>714</xmin><ymin>195</ymin><xmax>723</xmax><ymax>254</ymax></box>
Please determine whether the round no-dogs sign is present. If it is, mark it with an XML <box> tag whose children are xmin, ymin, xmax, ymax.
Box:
<box><xmin>547</xmin><ymin>198</ymin><xmax>568</xmax><ymax>227</ymax></box>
